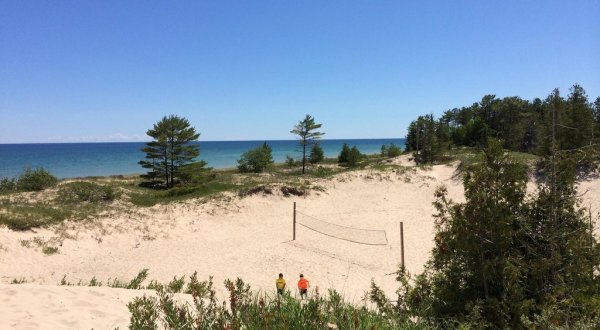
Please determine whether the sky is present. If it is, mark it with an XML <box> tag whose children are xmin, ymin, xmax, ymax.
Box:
<box><xmin>1</xmin><ymin>1</ymin><xmax>599</xmax><ymax>143</ymax></box>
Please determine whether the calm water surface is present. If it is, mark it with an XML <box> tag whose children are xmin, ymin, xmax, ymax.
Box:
<box><xmin>0</xmin><ymin>139</ymin><xmax>405</xmax><ymax>179</ymax></box>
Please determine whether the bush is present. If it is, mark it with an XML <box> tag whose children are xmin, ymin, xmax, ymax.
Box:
<box><xmin>0</xmin><ymin>177</ymin><xmax>17</xmax><ymax>192</ymax></box>
<box><xmin>178</xmin><ymin>160</ymin><xmax>212</xmax><ymax>185</ymax></box>
<box><xmin>309</xmin><ymin>143</ymin><xmax>324</xmax><ymax>164</ymax></box>
<box><xmin>381</xmin><ymin>144</ymin><xmax>402</xmax><ymax>158</ymax></box>
<box><xmin>338</xmin><ymin>143</ymin><xmax>363</xmax><ymax>167</ymax></box>
<box><xmin>57</xmin><ymin>181</ymin><xmax>120</xmax><ymax>203</ymax></box>
<box><xmin>17</xmin><ymin>167</ymin><xmax>58</xmax><ymax>191</ymax></box>
<box><xmin>126</xmin><ymin>275</ymin><xmax>404</xmax><ymax>330</ymax></box>
<box><xmin>237</xmin><ymin>143</ymin><xmax>274</xmax><ymax>173</ymax></box>
<box><xmin>285</xmin><ymin>155</ymin><xmax>297</xmax><ymax>167</ymax></box>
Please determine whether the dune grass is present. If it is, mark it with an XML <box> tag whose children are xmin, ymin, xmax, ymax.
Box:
<box><xmin>0</xmin><ymin>181</ymin><xmax>120</xmax><ymax>230</ymax></box>
<box><xmin>0</xmin><ymin>150</ymin><xmax>496</xmax><ymax>231</ymax></box>
<box><xmin>0</xmin><ymin>152</ymin><xmax>410</xmax><ymax>230</ymax></box>
<box><xmin>56</xmin><ymin>269</ymin><xmax>423</xmax><ymax>329</ymax></box>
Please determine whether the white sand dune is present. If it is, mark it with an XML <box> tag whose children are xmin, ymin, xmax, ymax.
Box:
<box><xmin>1</xmin><ymin>159</ymin><xmax>599</xmax><ymax>329</ymax></box>
<box><xmin>0</xmin><ymin>284</ymin><xmax>150</xmax><ymax>330</ymax></box>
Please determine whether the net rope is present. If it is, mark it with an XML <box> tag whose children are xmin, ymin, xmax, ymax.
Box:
<box><xmin>296</xmin><ymin>211</ymin><xmax>388</xmax><ymax>246</ymax></box>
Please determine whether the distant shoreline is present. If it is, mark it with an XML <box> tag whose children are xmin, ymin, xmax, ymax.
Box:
<box><xmin>0</xmin><ymin>137</ymin><xmax>405</xmax><ymax>146</ymax></box>
<box><xmin>1</xmin><ymin>138</ymin><xmax>406</xmax><ymax>179</ymax></box>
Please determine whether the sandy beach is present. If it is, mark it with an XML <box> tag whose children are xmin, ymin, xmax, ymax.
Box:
<box><xmin>1</xmin><ymin>159</ymin><xmax>599</xmax><ymax>329</ymax></box>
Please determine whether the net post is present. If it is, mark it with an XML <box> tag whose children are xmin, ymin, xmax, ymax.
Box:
<box><xmin>293</xmin><ymin>202</ymin><xmax>296</xmax><ymax>240</ymax></box>
<box><xmin>400</xmin><ymin>222</ymin><xmax>405</xmax><ymax>270</ymax></box>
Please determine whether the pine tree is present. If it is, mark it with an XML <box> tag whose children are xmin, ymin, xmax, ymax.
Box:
<box><xmin>309</xmin><ymin>143</ymin><xmax>324</xmax><ymax>164</ymax></box>
<box><xmin>406</xmin><ymin>140</ymin><xmax>600</xmax><ymax>327</ymax></box>
<box><xmin>140</xmin><ymin>115</ymin><xmax>200</xmax><ymax>188</ymax></box>
<box><xmin>290</xmin><ymin>115</ymin><xmax>324</xmax><ymax>174</ymax></box>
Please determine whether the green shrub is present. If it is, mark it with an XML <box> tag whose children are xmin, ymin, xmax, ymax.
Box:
<box><xmin>0</xmin><ymin>177</ymin><xmax>17</xmax><ymax>192</ymax></box>
<box><xmin>125</xmin><ymin>274</ymin><xmax>407</xmax><ymax>329</ymax></box>
<box><xmin>167</xmin><ymin>275</ymin><xmax>185</xmax><ymax>293</ymax></box>
<box><xmin>17</xmin><ymin>167</ymin><xmax>58</xmax><ymax>191</ymax></box>
<box><xmin>285</xmin><ymin>155</ymin><xmax>297</xmax><ymax>167</ymax></box>
<box><xmin>128</xmin><ymin>296</ymin><xmax>159</xmax><ymax>330</ymax></box>
<box><xmin>238</xmin><ymin>143</ymin><xmax>274</xmax><ymax>173</ymax></box>
<box><xmin>0</xmin><ymin>201</ymin><xmax>71</xmax><ymax>230</ymax></box>
<box><xmin>57</xmin><ymin>181</ymin><xmax>120</xmax><ymax>203</ymax></box>
<box><xmin>381</xmin><ymin>143</ymin><xmax>402</xmax><ymax>158</ymax></box>
<box><xmin>42</xmin><ymin>246</ymin><xmax>59</xmax><ymax>255</ymax></box>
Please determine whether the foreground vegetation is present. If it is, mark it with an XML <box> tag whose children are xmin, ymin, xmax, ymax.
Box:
<box><xmin>55</xmin><ymin>269</ymin><xmax>422</xmax><ymax>329</ymax></box>
<box><xmin>370</xmin><ymin>141</ymin><xmax>600</xmax><ymax>329</ymax></box>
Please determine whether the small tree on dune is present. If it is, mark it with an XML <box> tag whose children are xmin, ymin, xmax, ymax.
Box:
<box><xmin>290</xmin><ymin>114</ymin><xmax>324</xmax><ymax>174</ymax></box>
<box><xmin>338</xmin><ymin>143</ymin><xmax>362</xmax><ymax>167</ymax></box>
<box><xmin>237</xmin><ymin>142</ymin><xmax>274</xmax><ymax>173</ymax></box>
<box><xmin>139</xmin><ymin>115</ymin><xmax>200</xmax><ymax>188</ymax></box>
<box><xmin>309</xmin><ymin>143</ymin><xmax>324</xmax><ymax>164</ymax></box>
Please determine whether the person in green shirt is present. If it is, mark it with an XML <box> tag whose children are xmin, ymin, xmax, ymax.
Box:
<box><xmin>276</xmin><ymin>273</ymin><xmax>286</xmax><ymax>295</ymax></box>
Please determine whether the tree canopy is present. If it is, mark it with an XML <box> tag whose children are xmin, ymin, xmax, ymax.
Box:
<box><xmin>404</xmin><ymin>84</ymin><xmax>600</xmax><ymax>168</ymax></box>
<box><xmin>139</xmin><ymin>115</ymin><xmax>200</xmax><ymax>188</ymax></box>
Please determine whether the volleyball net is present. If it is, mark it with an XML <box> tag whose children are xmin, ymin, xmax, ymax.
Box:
<box><xmin>295</xmin><ymin>210</ymin><xmax>388</xmax><ymax>246</ymax></box>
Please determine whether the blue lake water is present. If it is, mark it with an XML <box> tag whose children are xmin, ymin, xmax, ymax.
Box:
<box><xmin>0</xmin><ymin>139</ymin><xmax>405</xmax><ymax>179</ymax></box>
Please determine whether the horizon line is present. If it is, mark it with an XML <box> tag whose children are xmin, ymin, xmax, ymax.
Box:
<box><xmin>0</xmin><ymin>137</ymin><xmax>406</xmax><ymax>145</ymax></box>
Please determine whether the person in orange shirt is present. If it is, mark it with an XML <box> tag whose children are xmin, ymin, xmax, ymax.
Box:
<box><xmin>297</xmin><ymin>273</ymin><xmax>309</xmax><ymax>299</ymax></box>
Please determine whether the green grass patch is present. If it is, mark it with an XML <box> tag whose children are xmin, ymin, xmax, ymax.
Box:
<box><xmin>130</xmin><ymin>182</ymin><xmax>237</xmax><ymax>206</ymax></box>
<box><xmin>57</xmin><ymin>181</ymin><xmax>121</xmax><ymax>203</ymax></box>
<box><xmin>42</xmin><ymin>245</ymin><xmax>59</xmax><ymax>255</ymax></box>
<box><xmin>0</xmin><ymin>200</ymin><xmax>72</xmax><ymax>230</ymax></box>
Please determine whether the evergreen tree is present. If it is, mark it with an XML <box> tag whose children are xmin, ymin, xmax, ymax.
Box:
<box><xmin>290</xmin><ymin>115</ymin><xmax>324</xmax><ymax>174</ymax></box>
<box><xmin>405</xmin><ymin>140</ymin><xmax>600</xmax><ymax>327</ymax></box>
<box><xmin>140</xmin><ymin>115</ymin><xmax>200</xmax><ymax>188</ymax></box>
<box><xmin>338</xmin><ymin>143</ymin><xmax>351</xmax><ymax>164</ymax></box>
<box><xmin>593</xmin><ymin>96</ymin><xmax>600</xmax><ymax>124</ymax></box>
<box><xmin>564</xmin><ymin>84</ymin><xmax>594</xmax><ymax>150</ymax></box>
<box><xmin>139</xmin><ymin>141</ymin><xmax>161</xmax><ymax>183</ymax></box>
<box><xmin>338</xmin><ymin>143</ymin><xmax>362</xmax><ymax>167</ymax></box>
<box><xmin>404</xmin><ymin>84</ymin><xmax>599</xmax><ymax>171</ymax></box>
<box><xmin>309</xmin><ymin>143</ymin><xmax>324</xmax><ymax>164</ymax></box>
<box><xmin>406</xmin><ymin>115</ymin><xmax>440</xmax><ymax>164</ymax></box>
<box><xmin>380</xmin><ymin>144</ymin><xmax>388</xmax><ymax>157</ymax></box>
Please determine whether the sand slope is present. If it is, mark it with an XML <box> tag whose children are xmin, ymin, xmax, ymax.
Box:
<box><xmin>0</xmin><ymin>284</ymin><xmax>149</xmax><ymax>330</ymax></box>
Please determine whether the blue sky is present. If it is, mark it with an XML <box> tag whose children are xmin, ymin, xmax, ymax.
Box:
<box><xmin>1</xmin><ymin>1</ymin><xmax>599</xmax><ymax>143</ymax></box>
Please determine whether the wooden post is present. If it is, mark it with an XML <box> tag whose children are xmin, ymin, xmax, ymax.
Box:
<box><xmin>590</xmin><ymin>206</ymin><xmax>594</xmax><ymax>250</ymax></box>
<box><xmin>293</xmin><ymin>202</ymin><xmax>296</xmax><ymax>240</ymax></box>
<box><xmin>400</xmin><ymin>222</ymin><xmax>405</xmax><ymax>270</ymax></box>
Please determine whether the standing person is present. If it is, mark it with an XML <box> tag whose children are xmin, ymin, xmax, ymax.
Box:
<box><xmin>297</xmin><ymin>274</ymin><xmax>309</xmax><ymax>299</ymax></box>
<box><xmin>276</xmin><ymin>273</ymin><xmax>286</xmax><ymax>295</ymax></box>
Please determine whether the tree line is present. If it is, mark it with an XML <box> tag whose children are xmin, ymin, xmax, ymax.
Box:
<box><xmin>406</xmin><ymin>84</ymin><xmax>600</xmax><ymax>166</ymax></box>
<box><xmin>138</xmin><ymin>114</ymin><xmax>401</xmax><ymax>187</ymax></box>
